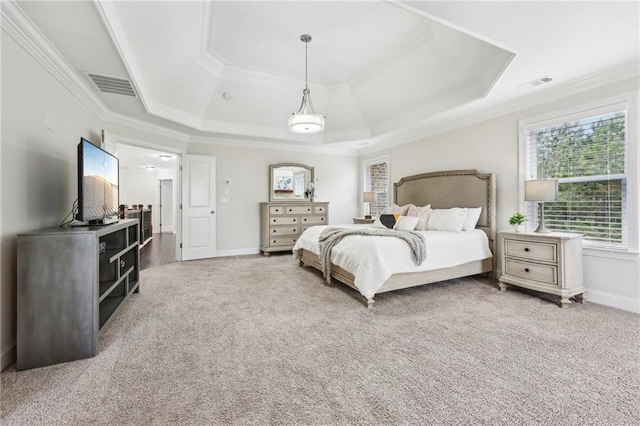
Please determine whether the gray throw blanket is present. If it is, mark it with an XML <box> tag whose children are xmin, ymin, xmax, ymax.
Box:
<box><xmin>318</xmin><ymin>227</ymin><xmax>427</xmax><ymax>283</ymax></box>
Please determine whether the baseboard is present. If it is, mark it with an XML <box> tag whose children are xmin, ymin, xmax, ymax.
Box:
<box><xmin>586</xmin><ymin>290</ymin><xmax>640</xmax><ymax>313</ymax></box>
<box><xmin>215</xmin><ymin>248</ymin><xmax>260</xmax><ymax>257</ymax></box>
<box><xmin>1</xmin><ymin>340</ymin><xmax>16</xmax><ymax>371</ymax></box>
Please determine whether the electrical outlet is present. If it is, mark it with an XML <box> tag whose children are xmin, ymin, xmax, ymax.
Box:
<box><xmin>46</xmin><ymin>114</ymin><xmax>53</xmax><ymax>130</ymax></box>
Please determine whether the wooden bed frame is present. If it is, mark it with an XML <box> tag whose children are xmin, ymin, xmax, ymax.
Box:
<box><xmin>298</xmin><ymin>169</ymin><xmax>496</xmax><ymax>307</ymax></box>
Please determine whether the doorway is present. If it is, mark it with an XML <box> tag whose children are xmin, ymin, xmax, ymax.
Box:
<box><xmin>159</xmin><ymin>179</ymin><xmax>174</xmax><ymax>233</ymax></box>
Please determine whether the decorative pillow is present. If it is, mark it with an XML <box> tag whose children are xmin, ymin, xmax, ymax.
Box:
<box><xmin>384</xmin><ymin>203</ymin><xmax>411</xmax><ymax>216</ymax></box>
<box><xmin>462</xmin><ymin>207</ymin><xmax>482</xmax><ymax>231</ymax></box>
<box><xmin>406</xmin><ymin>204</ymin><xmax>432</xmax><ymax>231</ymax></box>
<box><xmin>393</xmin><ymin>215</ymin><xmax>420</xmax><ymax>231</ymax></box>
<box><xmin>425</xmin><ymin>208</ymin><xmax>467</xmax><ymax>232</ymax></box>
<box><xmin>372</xmin><ymin>213</ymin><xmax>400</xmax><ymax>229</ymax></box>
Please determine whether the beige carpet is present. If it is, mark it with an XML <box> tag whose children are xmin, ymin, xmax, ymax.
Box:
<box><xmin>2</xmin><ymin>253</ymin><xmax>639</xmax><ymax>425</ymax></box>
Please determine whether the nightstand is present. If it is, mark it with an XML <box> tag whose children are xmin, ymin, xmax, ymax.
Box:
<box><xmin>353</xmin><ymin>217</ymin><xmax>375</xmax><ymax>224</ymax></box>
<box><xmin>498</xmin><ymin>231</ymin><xmax>585</xmax><ymax>308</ymax></box>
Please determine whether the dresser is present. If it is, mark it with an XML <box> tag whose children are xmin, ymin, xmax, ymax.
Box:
<box><xmin>498</xmin><ymin>231</ymin><xmax>585</xmax><ymax>308</ymax></box>
<box><xmin>260</xmin><ymin>202</ymin><xmax>329</xmax><ymax>255</ymax></box>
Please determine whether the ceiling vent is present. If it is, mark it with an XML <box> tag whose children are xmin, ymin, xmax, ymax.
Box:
<box><xmin>518</xmin><ymin>76</ymin><xmax>553</xmax><ymax>89</ymax></box>
<box><xmin>86</xmin><ymin>73</ymin><xmax>137</xmax><ymax>97</ymax></box>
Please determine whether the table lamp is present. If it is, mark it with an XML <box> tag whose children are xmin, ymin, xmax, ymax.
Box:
<box><xmin>363</xmin><ymin>191</ymin><xmax>377</xmax><ymax>219</ymax></box>
<box><xmin>525</xmin><ymin>179</ymin><xmax>558</xmax><ymax>233</ymax></box>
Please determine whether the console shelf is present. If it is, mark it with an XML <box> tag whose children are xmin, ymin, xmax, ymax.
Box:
<box><xmin>17</xmin><ymin>219</ymin><xmax>140</xmax><ymax>370</ymax></box>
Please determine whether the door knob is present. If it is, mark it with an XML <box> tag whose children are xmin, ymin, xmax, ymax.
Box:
<box><xmin>211</xmin><ymin>210</ymin><xmax>215</xmax><ymax>214</ymax></box>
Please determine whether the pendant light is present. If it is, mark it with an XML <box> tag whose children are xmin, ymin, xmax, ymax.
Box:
<box><xmin>288</xmin><ymin>34</ymin><xmax>325</xmax><ymax>134</ymax></box>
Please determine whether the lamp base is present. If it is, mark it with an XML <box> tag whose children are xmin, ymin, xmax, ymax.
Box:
<box><xmin>534</xmin><ymin>202</ymin><xmax>552</xmax><ymax>233</ymax></box>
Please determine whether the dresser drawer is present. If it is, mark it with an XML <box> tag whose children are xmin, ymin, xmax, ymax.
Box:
<box><xmin>505</xmin><ymin>258</ymin><xmax>557</xmax><ymax>286</ymax></box>
<box><xmin>286</xmin><ymin>205</ymin><xmax>313</xmax><ymax>215</ymax></box>
<box><xmin>301</xmin><ymin>215</ymin><xmax>326</xmax><ymax>225</ymax></box>
<box><xmin>269</xmin><ymin>225</ymin><xmax>299</xmax><ymax>236</ymax></box>
<box><xmin>269</xmin><ymin>236</ymin><xmax>298</xmax><ymax>247</ymax></box>
<box><xmin>314</xmin><ymin>205</ymin><xmax>326</xmax><ymax>214</ymax></box>
<box><xmin>270</xmin><ymin>216</ymin><xmax>298</xmax><ymax>225</ymax></box>
<box><xmin>269</xmin><ymin>206</ymin><xmax>285</xmax><ymax>215</ymax></box>
<box><xmin>505</xmin><ymin>239</ymin><xmax>557</xmax><ymax>263</ymax></box>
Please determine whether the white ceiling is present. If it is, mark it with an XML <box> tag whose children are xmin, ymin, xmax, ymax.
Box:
<box><xmin>13</xmin><ymin>0</ymin><xmax>640</xmax><ymax>153</ymax></box>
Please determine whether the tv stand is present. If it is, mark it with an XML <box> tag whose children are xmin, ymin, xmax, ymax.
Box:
<box><xmin>17</xmin><ymin>219</ymin><xmax>140</xmax><ymax>370</ymax></box>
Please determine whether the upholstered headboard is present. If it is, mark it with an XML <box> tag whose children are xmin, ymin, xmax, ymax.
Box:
<box><xmin>394</xmin><ymin>169</ymin><xmax>496</xmax><ymax>242</ymax></box>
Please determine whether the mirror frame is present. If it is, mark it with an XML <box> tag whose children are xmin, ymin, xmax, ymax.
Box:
<box><xmin>269</xmin><ymin>163</ymin><xmax>314</xmax><ymax>202</ymax></box>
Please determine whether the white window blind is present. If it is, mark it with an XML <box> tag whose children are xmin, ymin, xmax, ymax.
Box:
<box><xmin>524</xmin><ymin>110</ymin><xmax>627</xmax><ymax>249</ymax></box>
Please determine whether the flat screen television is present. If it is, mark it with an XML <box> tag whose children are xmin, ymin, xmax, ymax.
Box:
<box><xmin>76</xmin><ymin>138</ymin><xmax>119</xmax><ymax>224</ymax></box>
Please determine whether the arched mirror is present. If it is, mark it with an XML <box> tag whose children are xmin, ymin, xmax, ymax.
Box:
<box><xmin>269</xmin><ymin>163</ymin><xmax>314</xmax><ymax>202</ymax></box>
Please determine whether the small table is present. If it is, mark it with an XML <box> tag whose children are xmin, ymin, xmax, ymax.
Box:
<box><xmin>353</xmin><ymin>217</ymin><xmax>375</xmax><ymax>224</ymax></box>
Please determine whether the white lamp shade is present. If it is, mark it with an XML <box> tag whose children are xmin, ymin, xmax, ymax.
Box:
<box><xmin>363</xmin><ymin>192</ymin><xmax>377</xmax><ymax>202</ymax></box>
<box><xmin>288</xmin><ymin>113</ymin><xmax>325</xmax><ymax>134</ymax></box>
<box><xmin>525</xmin><ymin>179</ymin><xmax>558</xmax><ymax>202</ymax></box>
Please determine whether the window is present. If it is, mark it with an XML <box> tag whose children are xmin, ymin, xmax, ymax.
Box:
<box><xmin>522</xmin><ymin>103</ymin><xmax>630</xmax><ymax>250</ymax></box>
<box><xmin>362</xmin><ymin>156</ymin><xmax>390</xmax><ymax>217</ymax></box>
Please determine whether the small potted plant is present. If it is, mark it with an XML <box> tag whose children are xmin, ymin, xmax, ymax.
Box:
<box><xmin>508</xmin><ymin>212</ymin><xmax>527</xmax><ymax>232</ymax></box>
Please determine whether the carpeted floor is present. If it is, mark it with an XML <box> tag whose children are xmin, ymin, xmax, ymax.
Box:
<box><xmin>2</xmin><ymin>253</ymin><xmax>639</xmax><ymax>425</ymax></box>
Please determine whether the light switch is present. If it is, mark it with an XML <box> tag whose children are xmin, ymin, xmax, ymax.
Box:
<box><xmin>220</xmin><ymin>197</ymin><xmax>230</xmax><ymax>204</ymax></box>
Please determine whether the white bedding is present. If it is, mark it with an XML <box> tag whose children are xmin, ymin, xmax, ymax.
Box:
<box><xmin>292</xmin><ymin>224</ymin><xmax>492</xmax><ymax>299</ymax></box>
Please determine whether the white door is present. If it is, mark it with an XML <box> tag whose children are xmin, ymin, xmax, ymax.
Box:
<box><xmin>160</xmin><ymin>179</ymin><xmax>174</xmax><ymax>233</ymax></box>
<box><xmin>181</xmin><ymin>154</ymin><xmax>216</xmax><ymax>260</ymax></box>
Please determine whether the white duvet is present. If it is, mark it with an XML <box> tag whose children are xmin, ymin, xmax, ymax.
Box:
<box><xmin>292</xmin><ymin>224</ymin><xmax>492</xmax><ymax>299</ymax></box>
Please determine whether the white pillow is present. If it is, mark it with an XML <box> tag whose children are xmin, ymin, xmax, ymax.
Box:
<box><xmin>462</xmin><ymin>207</ymin><xmax>482</xmax><ymax>231</ymax></box>
<box><xmin>425</xmin><ymin>208</ymin><xmax>467</xmax><ymax>232</ymax></box>
<box><xmin>406</xmin><ymin>204</ymin><xmax>432</xmax><ymax>231</ymax></box>
<box><xmin>393</xmin><ymin>216</ymin><xmax>420</xmax><ymax>231</ymax></box>
<box><xmin>384</xmin><ymin>203</ymin><xmax>411</xmax><ymax>216</ymax></box>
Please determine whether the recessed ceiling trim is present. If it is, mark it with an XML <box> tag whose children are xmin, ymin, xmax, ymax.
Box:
<box><xmin>347</xmin><ymin>21</ymin><xmax>433</xmax><ymax>86</ymax></box>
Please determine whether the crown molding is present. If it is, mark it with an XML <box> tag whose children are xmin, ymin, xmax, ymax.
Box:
<box><xmin>95</xmin><ymin>0</ymin><xmax>151</xmax><ymax>113</ymax></box>
<box><xmin>2</xmin><ymin>1</ymin><xmax>192</xmax><ymax>144</ymax></box>
<box><xmin>359</xmin><ymin>59</ymin><xmax>640</xmax><ymax>156</ymax></box>
<box><xmin>1</xmin><ymin>1</ymin><xmax>106</xmax><ymax>119</ymax></box>
<box><xmin>188</xmin><ymin>135</ymin><xmax>359</xmax><ymax>157</ymax></box>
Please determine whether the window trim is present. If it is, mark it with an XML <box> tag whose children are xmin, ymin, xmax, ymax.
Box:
<box><xmin>361</xmin><ymin>155</ymin><xmax>390</xmax><ymax>217</ymax></box>
<box><xmin>518</xmin><ymin>92</ymin><xmax>639</xmax><ymax>258</ymax></box>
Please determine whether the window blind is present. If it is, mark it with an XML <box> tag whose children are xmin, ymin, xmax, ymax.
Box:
<box><xmin>524</xmin><ymin>111</ymin><xmax>627</xmax><ymax>249</ymax></box>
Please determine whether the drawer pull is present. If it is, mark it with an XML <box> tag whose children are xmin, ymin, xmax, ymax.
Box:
<box><xmin>293</xmin><ymin>219</ymin><xmax>296</xmax><ymax>222</ymax></box>
<box><xmin>273</xmin><ymin>219</ymin><xmax>276</xmax><ymax>223</ymax></box>
<box><xmin>321</xmin><ymin>218</ymin><xmax>324</xmax><ymax>221</ymax></box>
<box><xmin>272</xmin><ymin>229</ymin><xmax>276</xmax><ymax>233</ymax></box>
<box><xmin>293</xmin><ymin>238</ymin><xmax>296</xmax><ymax>242</ymax></box>
<box><xmin>524</xmin><ymin>247</ymin><xmax>530</xmax><ymax>252</ymax></box>
<box><xmin>304</xmin><ymin>218</ymin><xmax>307</xmax><ymax>222</ymax></box>
<box><xmin>275</xmin><ymin>209</ymin><xmax>279</xmax><ymax>212</ymax></box>
<box><xmin>524</xmin><ymin>268</ymin><xmax>530</xmax><ymax>273</ymax></box>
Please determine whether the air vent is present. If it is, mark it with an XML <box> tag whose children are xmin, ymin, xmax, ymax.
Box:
<box><xmin>518</xmin><ymin>76</ymin><xmax>553</xmax><ymax>89</ymax></box>
<box><xmin>86</xmin><ymin>73</ymin><xmax>137</xmax><ymax>97</ymax></box>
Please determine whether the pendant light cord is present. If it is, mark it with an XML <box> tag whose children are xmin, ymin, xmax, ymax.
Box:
<box><xmin>305</xmin><ymin>40</ymin><xmax>309</xmax><ymax>91</ymax></box>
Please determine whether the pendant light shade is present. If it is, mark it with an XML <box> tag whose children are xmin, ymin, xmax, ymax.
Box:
<box><xmin>289</xmin><ymin>34</ymin><xmax>325</xmax><ymax>134</ymax></box>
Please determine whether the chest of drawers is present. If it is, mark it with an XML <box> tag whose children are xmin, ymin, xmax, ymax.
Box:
<box><xmin>498</xmin><ymin>231</ymin><xmax>585</xmax><ymax>308</ymax></box>
<box><xmin>260</xmin><ymin>202</ymin><xmax>329</xmax><ymax>255</ymax></box>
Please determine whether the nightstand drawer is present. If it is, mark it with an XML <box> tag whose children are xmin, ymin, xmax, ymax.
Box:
<box><xmin>269</xmin><ymin>236</ymin><xmax>298</xmax><ymax>246</ymax></box>
<box><xmin>505</xmin><ymin>239</ymin><xmax>557</xmax><ymax>263</ymax></box>
<box><xmin>269</xmin><ymin>225</ymin><xmax>299</xmax><ymax>235</ymax></box>
<box><xmin>269</xmin><ymin>206</ymin><xmax>285</xmax><ymax>215</ymax></box>
<box><xmin>286</xmin><ymin>206</ymin><xmax>313</xmax><ymax>215</ymax></box>
<box><xmin>270</xmin><ymin>217</ymin><xmax>298</xmax><ymax>225</ymax></box>
<box><xmin>301</xmin><ymin>215</ymin><xmax>326</xmax><ymax>225</ymax></box>
<box><xmin>505</xmin><ymin>258</ymin><xmax>557</xmax><ymax>285</ymax></box>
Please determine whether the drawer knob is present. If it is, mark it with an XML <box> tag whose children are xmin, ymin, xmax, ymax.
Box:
<box><xmin>524</xmin><ymin>247</ymin><xmax>530</xmax><ymax>252</ymax></box>
<box><xmin>524</xmin><ymin>268</ymin><xmax>530</xmax><ymax>273</ymax></box>
<box><xmin>293</xmin><ymin>238</ymin><xmax>296</xmax><ymax>242</ymax></box>
<box><xmin>273</xmin><ymin>240</ymin><xmax>276</xmax><ymax>243</ymax></box>
<box><xmin>275</xmin><ymin>209</ymin><xmax>279</xmax><ymax>212</ymax></box>
<box><xmin>304</xmin><ymin>218</ymin><xmax>307</xmax><ymax>222</ymax></box>
<box><xmin>273</xmin><ymin>219</ymin><xmax>276</xmax><ymax>223</ymax></box>
<box><xmin>293</xmin><ymin>219</ymin><xmax>296</xmax><ymax>222</ymax></box>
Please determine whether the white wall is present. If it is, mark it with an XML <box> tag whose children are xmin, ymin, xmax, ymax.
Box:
<box><xmin>119</xmin><ymin>167</ymin><xmax>177</xmax><ymax>231</ymax></box>
<box><xmin>187</xmin><ymin>143</ymin><xmax>359</xmax><ymax>254</ymax></box>
<box><xmin>362</xmin><ymin>77</ymin><xmax>640</xmax><ymax>311</ymax></box>
<box><xmin>1</xmin><ymin>33</ymin><xmax>104</xmax><ymax>368</ymax></box>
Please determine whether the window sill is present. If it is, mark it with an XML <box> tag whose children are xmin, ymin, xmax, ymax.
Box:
<box><xmin>583</xmin><ymin>247</ymin><xmax>639</xmax><ymax>262</ymax></box>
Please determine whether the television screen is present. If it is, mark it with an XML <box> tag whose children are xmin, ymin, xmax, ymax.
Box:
<box><xmin>77</xmin><ymin>138</ymin><xmax>119</xmax><ymax>223</ymax></box>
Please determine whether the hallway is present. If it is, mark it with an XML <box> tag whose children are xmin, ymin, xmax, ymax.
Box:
<box><xmin>140</xmin><ymin>233</ymin><xmax>176</xmax><ymax>270</ymax></box>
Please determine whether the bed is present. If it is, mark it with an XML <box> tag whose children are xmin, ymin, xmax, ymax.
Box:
<box><xmin>294</xmin><ymin>169</ymin><xmax>496</xmax><ymax>307</ymax></box>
